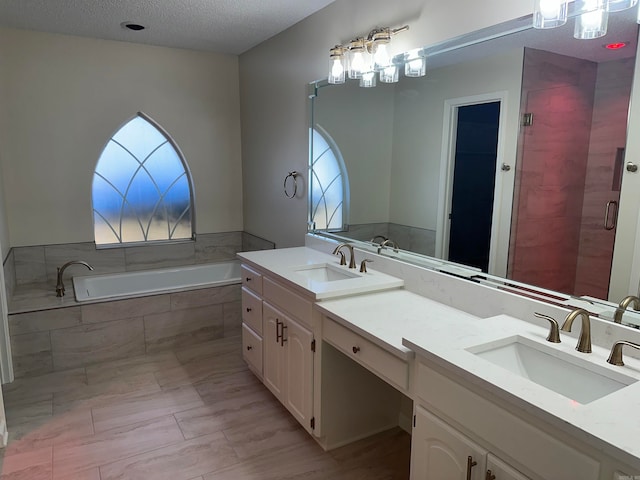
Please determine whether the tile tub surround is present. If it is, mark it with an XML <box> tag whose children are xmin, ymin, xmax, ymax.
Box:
<box><xmin>8</xmin><ymin>284</ymin><xmax>241</xmax><ymax>378</ymax></box>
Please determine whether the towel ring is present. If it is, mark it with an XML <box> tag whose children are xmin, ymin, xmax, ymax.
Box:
<box><xmin>284</xmin><ymin>171</ymin><xmax>300</xmax><ymax>199</ymax></box>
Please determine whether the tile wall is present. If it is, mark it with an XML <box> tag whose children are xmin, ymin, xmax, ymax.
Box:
<box><xmin>341</xmin><ymin>223</ymin><xmax>436</xmax><ymax>257</ymax></box>
<box><xmin>3</xmin><ymin>231</ymin><xmax>275</xmax><ymax>379</ymax></box>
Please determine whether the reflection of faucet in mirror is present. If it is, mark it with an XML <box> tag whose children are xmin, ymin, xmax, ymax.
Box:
<box><xmin>379</xmin><ymin>239</ymin><xmax>399</xmax><ymax>254</ymax></box>
<box><xmin>370</xmin><ymin>235</ymin><xmax>388</xmax><ymax>246</ymax></box>
<box><xmin>56</xmin><ymin>261</ymin><xmax>94</xmax><ymax>297</ymax></box>
<box><xmin>613</xmin><ymin>295</ymin><xmax>640</xmax><ymax>324</ymax></box>
<box><xmin>561</xmin><ymin>308</ymin><xmax>591</xmax><ymax>353</ymax></box>
<box><xmin>332</xmin><ymin>243</ymin><xmax>356</xmax><ymax>269</ymax></box>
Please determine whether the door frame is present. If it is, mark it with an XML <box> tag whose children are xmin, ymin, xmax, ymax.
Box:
<box><xmin>435</xmin><ymin>91</ymin><xmax>513</xmax><ymax>277</ymax></box>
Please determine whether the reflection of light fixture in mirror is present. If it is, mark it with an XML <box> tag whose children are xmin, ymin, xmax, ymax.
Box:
<box><xmin>574</xmin><ymin>0</ymin><xmax>609</xmax><ymax>39</ymax></box>
<box><xmin>405</xmin><ymin>49</ymin><xmax>427</xmax><ymax>77</ymax></box>
<box><xmin>328</xmin><ymin>46</ymin><xmax>347</xmax><ymax>84</ymax></box>
<box><xmin>360</xmin><ymin>70</ymin><xmax>377</xmax><ymax>88</ymax></box>
<box><xmin>533</xmin><ymin>0</ymin><xmax>569</xmax><ymax>28</ymax></box>
<box><xmin>609</xmin><ymin>0</ymin><xmax>638</xmax><ymax>11</ymax></box>
<box><xmin>379</xmin><ymin>64</ymin><xmax>399</xmax><ymax>83</ymax></box>
<box><xmin>348</xmin><ymin>38</ymin><xmax>368</xmax><ymax>79</ymax></box>
<box><xmin>328</xmin><ymin>24</ymin><xmax>409</xmax><ymax>84</ymax></box>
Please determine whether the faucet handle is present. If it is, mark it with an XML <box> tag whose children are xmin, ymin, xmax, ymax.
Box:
<box><xmin>534</xmin><ymin>312</ymin><xmax>561</xmax><ymax>343</ymax></box>
<box><xmin>337</xmin><ymin>251</ymin><xmax>346</xmax><ymax>266</ymax></box>
<box><xmin>607</xmin><ymin>340</ymin><xmax>640</xmax><ymax>366</ymax></box>
<box><xmin>359</xmin><ymin>259</ymin><xmax>373</xmax><ymax>273</ymax></box>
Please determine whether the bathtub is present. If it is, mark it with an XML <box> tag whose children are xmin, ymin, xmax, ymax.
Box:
<box><xmin>72</xmin><ymin>260</ymin><xmax>241</xmax><ymax>302</ymax></box>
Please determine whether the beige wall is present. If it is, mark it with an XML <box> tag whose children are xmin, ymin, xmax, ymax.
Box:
<box><xmin>0</xmin><ymin>28</ymin><xmax>243</xmax><ymax>248</ymax></box>
<box><xmin>239</xmin><ymin>0</ymin><xmax>533</xmax><ymax>248</ymax></box>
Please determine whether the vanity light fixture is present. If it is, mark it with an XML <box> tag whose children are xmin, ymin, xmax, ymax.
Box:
<box><xmin>327</xmin><ymin>24</ymin><xmax>410</xmax><ymax>86</ymax></box>
<box><xmin>533</xmin><ymin>0</ymin><xmax>569</xmax><ymax>28</ymax></box>
<box><xmin>574</xmin><ymin>0</ymin><xmax>609</xmax><ymax>39</ymax></box>
<box><xmin>404</xmin><ymin>49</ymin><xmax>427</xmax><ymax>77</ymax></box>
<box><xmin>533</xmin><ymin>0</ymin><xmax>638</xmax><ymax>38</ymax></box>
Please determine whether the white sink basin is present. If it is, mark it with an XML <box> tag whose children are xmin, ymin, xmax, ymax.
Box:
<box><xmin>468</xmin><ymin>336</ymin><xmax>637</xmax><ymax>404</ymax></box>
<box><xmin>293</xmin><ymin>263</ymin><xmax>360</xmax><ymax>282</ymax></box>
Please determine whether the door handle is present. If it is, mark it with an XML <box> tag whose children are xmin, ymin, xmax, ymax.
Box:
<box><xmin>276</xmin><ymin>319</ymin><xmax>282</xmax><ymax>343</ymax></box>
<box><xmin>466</xmin><ymin>456</ymin><xmax>477</xmax><ymax>480</ymax></box>
<box><xmin>281</xmin><ymin>325</ymin><xmax>288</xmax><ymax>346</ymax></box>
<box><xmin>604</xmin><ymin>200</ymin><xmax>618</xmax><ymax>231</ymax></box>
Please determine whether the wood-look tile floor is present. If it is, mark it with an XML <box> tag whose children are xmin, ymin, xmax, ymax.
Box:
<box><xmin>0</xmin><ymin>335</ymin><xmax>411</xmax><ymax>479</ymax></box>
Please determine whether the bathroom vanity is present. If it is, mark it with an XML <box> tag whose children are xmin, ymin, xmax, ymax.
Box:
<box><xmin>238</xmin><ymin>243</ymin><xmax>640</xmax><ymax>480</ymax></box>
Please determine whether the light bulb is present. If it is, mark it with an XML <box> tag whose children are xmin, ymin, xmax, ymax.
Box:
<box><xmin>359</xmin><ymin>70</ymin><xmax>376</xmax><ymax>88</ymax></box>
<box><xmin>379</xmin><ymin>65</ymin><xmax>399</xmax><ymax>83</ymax></box>
<box><xmin>350</xmin><ymin>50</ymin><xmax>366</xmax><ymax>79</ymax></box>
<box><xmin>373</xmin><ymin>43</ymin><xmax>390</xmax><ymax>70</ymax></box>
<box><xmin>328</xmin><ymin>57</ymin><xmax>345</xmax><ymax>84</ymax></box>
<box><xmin>533</xmin><ymin>0</ymin><xmax>568</xmax><ymax>28</ymax></box>
<box><xmin>574</xmin><ymin>0</ymin><xmax>608</xmax><ymax>39</ymax></box>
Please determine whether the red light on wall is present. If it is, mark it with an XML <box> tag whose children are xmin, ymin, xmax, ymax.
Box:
<box><xmin>605</xmin><ymin>42</ymin><xmax>627</xmax><ymax>50</ymax></box>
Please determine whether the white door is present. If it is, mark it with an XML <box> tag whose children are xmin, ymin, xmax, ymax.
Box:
<box><xmin>262</xmin><ymin>302</ymin><xmax>286</xmax><ymax>401</ymax></box>
<box><xmin>284</xmin><ymin>317</ymin><xmax>314</xmax><ymax>433</ymax></box>
<box><xmin>411</xmin><ymin>405</ymin><xmax>487</xmax><ymax>480</ymax></box>
<box><xmin>486</xmin><ymin>454</ymin><xmax>531</xmax><ymax>480</ymax></box>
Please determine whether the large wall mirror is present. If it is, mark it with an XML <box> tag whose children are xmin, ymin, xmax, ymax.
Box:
<box><xmin>309</xmin><ymin>8</ymin><xmax>640</xmax><ymax>327</ymax></box>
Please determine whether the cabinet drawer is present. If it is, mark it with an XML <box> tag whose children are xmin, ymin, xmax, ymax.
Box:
<box><xmin>241</xmin><ymin>287</ymin><xmax>263</xmax><ymax>334</ymax></box>
<box><xmin>415</xmin><ymin>361</ymin><xmax>600</xmax><ymax>480</ymax></box>
<box><xmin>263</xmin><ymin>277</ymin><xmax>312</xmax><ymax>327</ymax></box>
<box><xmin>241</xmin><ymin>265</ymin><xmax>263</xmax><ymax>294</ymax></box>
<box><xmin>323</xmin><ymin>317</ymin><xmax>409</xmax><ymax>391</ymax></box>
<box><xmin>242</xmin><ymin>323</ymin><xmax>263</xmax><ymax>375</ymax></box>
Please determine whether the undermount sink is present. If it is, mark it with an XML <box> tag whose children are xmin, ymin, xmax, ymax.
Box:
<box><xmin>467</xmin><ymin>336</ymin><xmax>637</xmax><ymax>404</ymax></box>
<box><xmin>293</xmin><ymin>263</ymin><xmax>360</xmax><ymax>282</ymax></box>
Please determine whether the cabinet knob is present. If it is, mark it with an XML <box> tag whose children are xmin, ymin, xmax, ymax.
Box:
<box><xmin>352</xmin><ymin>346</ymin><xmax>360</xmax><ymax>354</ymax></box>
<box><xmin>246</xmin><ymin>345</ymin><xmax>253</xmax><ymax>351</ymax></box>
<box><xmin>245</xmin><ymin>277</ymin><xmax>252</xmax><ymax>282</ymax></box>
<box><xmin>246</xmin><ymin>307</ymin><xmax>252</xmax><ymax>312</ymax></box>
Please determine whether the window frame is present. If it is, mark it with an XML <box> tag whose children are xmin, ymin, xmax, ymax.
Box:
<box><xmin>92</xmin><ymin>111</ymin><xmax>197</xmax><ymax>248</ymax></box>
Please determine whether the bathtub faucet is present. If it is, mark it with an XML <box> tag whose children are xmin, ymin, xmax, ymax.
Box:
<box><xmin>56</xmin><ymin>261</ymin><xmax>94</xmax><ymax>297</ymax></box>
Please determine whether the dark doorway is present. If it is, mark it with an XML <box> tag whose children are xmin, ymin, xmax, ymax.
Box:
<box><xmin>448</xmin><ymin>101</ymin><xmax>501</xmax><ymax>272</ymax></box>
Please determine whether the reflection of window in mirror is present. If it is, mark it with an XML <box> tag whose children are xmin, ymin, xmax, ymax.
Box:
<box><xmin>310</xmin><ymin>126</ymin><xmax>349</xmax><ymax>231</ymax></box>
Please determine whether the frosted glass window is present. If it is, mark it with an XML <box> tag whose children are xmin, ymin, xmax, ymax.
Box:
<box><xmin>92</xmin><ymin>113</ymin><xmax>194</xmax><ymax>245</ymax></box>
<box><xmin>310</xmin><ymin>127</ymin><xmax>349</xmax><ymax>230</ymax></box>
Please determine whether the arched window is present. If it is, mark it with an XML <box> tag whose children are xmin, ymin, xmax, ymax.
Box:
<box><xmin>310</xmin><ymin>126</ymin><xmax>349</xmax><ymax>231</ymax></box>
<box><xmin>92</xmin><ymin>112</ymin><xmax>195</xmax><ymax>245</ymax></box>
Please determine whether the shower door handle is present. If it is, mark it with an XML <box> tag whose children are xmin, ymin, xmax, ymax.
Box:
<box><xmin>604</xmin><ymin>200</ymin><xmax>618</xmax><ymax>231</ymax></box>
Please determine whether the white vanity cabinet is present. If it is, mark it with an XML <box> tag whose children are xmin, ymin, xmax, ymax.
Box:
<box><xmin>241</xmin><ymin>265</ymin><xmax>263</xmax><ymax>377</ymax></box>
<box><xmin>411</xmin><ymin>405</ymin><xmax>488</xmax><ymax>480</ymax></box>
<box><xmin>411</xmin><ymin>359</ymin><xmax>601</xmax><ymax>480</ymax></box>
<box><xmin>240</xmin><ymin>263</ymin><xmax>316</xmax><ymax>435</ymax></box>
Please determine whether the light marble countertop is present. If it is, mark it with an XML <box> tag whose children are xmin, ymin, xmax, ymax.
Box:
<box><xmin>237</xmin><ymin>247</ymin><xmax>404</xmax><ymax>300</ymax></box>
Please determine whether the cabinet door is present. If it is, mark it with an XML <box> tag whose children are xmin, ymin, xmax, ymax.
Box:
<box><xmin>411</xmin><ymin>405</ymin><xmax>487</xmax><ymax>480</ymax></box>
<box><xmin>486</xmin><ymin>454</ymin><xmax>530</xmax><ymax>480</ymax></box>
<box><xmin>284</xmin><ymin>316</ymin><xmax>314</xmax><ymax>433</ymax></box>
<box><xmin>262</xmin><ymin>302</ymin><xmax>287</xmax><ymax>401</ymax></box>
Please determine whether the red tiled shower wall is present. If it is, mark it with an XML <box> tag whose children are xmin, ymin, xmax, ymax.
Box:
<box><xmin>508</xmin><ymin>48</ymin><xmax>597</xmax><ymax>294</ymax></box>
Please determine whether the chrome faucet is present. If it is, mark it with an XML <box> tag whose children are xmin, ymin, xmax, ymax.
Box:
<box><xmin>332</xmin><ymin>243</ymin><xmax>356</xmax><ymax>269</ymax></box>
<box><xmin>613</xmin><ymin>295</ymin><xmax>640</xmax><ymax>323</ymax></box>
<box><xmin>56</xmin><ymin>260</ymin><xmax>94</xmax><ymax>297</ymax></box>
<box><xmin>561</xmin><ymin>308</ymin><xmax>591</xmax><ymax>353</ymax></box>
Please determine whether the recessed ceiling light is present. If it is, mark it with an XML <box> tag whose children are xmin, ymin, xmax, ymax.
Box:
<box><xmin>605</xmin><ymin>42</ymin><xmax>627</xmax><ymax>50</ymax></box>
<box><xmin>121</xmin><ymin>22</ymin><xmax>146</xmax><ymax>32</ymax></box>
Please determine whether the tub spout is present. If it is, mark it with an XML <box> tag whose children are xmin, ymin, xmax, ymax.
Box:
<box><xmin>56</xmin><ymin>261</ymin><xmax>94</xmax><ymax>297</ymax></box>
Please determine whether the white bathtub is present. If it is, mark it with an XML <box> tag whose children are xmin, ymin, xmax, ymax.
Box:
<box><xmin>72</xmin><ymin>261</ymin><xmax>241</xmax><ymax>302</ymax></box>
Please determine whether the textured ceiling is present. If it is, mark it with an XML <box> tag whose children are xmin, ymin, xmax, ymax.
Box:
<box><xmin>0</xmin><ymin>0</ymin><xmax>337</xmax><ymax>54</ymax></box>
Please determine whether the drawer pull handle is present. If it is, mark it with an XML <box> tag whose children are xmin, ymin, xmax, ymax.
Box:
<box><xmin>246</xmin><ymin>277</ymin><xmax>252</xmax><ymax>282</ymax></box>
<box><xmin>466</xmin><ymin>457</ymin><xmax>477</xmax><ymax>480</ymax></box>
<box><xmin>281</xmin><ymin>325</ymin><xmax>288</xmax><ymax>346</ymax></box>
<box><xmin>486</xmin><ymin>470</ymin><xmax>496</xmax><ymax>480</ymax></box>
<box><xmin>246</xmin><ymin>345</ymin><xmax>253</xmax><ymax>351</ymax></box>
<box><xmin>246</xmin><ymin>307</ymin><xmax>252</xmax><ymax>312</ymax></box>
<box><xmin>352</xmin><ymin>346</ymin><xmax>360</xmax><ymax>354</ymax></box>
<box><xmin>276</xmin><ymin>319</ymin><xmax>282</xmax><ymax>343</ymax></box>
